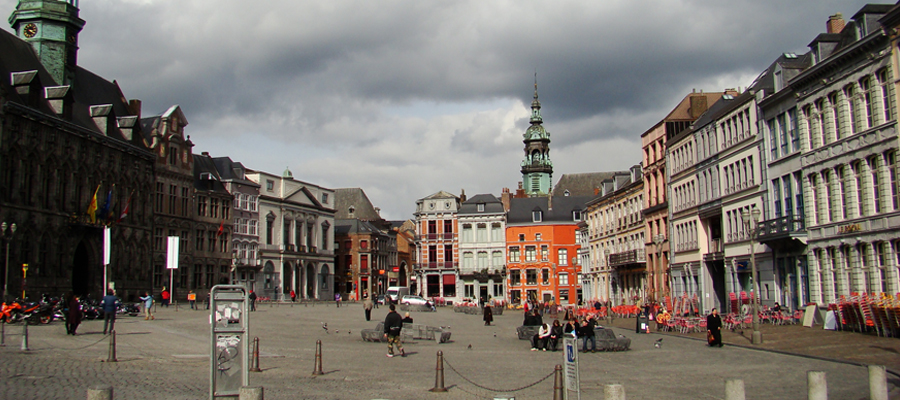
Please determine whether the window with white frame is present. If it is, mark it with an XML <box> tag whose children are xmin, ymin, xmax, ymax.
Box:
<box><xmin>558</xmin><ymin>248</ymin><xmax>568</xmax><ymax>265</ymax></box>
<box><xmin>559</xmin><ymin>272</ymin><xmax>568</xmax><ymax>286</ymax></box>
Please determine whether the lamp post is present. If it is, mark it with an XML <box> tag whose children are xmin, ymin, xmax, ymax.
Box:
<box><xmin>1</xmin><ymin>222</ymin><xmax>17</xmax><ymax>302</ymax></box>
<box><xmin>653</xmin><ymin>234</ymin><xmax>665</xmax><ymax>302</ymax></box>
<box><xmin>741</xmin><ymin>207</ymin><xmax>763</xmax><ymax>345</ymax></box>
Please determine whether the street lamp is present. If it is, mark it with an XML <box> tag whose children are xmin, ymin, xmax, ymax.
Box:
<box><xmin>741</xmin><ymin>207</ymin><xmax>763</xmax><ymax>345</ymax></box>
<box><xmin>2</xmin><ymin>222</ymin><xmax>17</xmax><ymax>302</ymax></box>
<box><xmin>653</xmin><ymin>234</ymin><xmax>665</xmax><ymax>302</ymax></box>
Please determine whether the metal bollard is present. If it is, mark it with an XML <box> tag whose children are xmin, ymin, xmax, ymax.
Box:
<box><xmin>869</xmin><ymin>365</ymin><xmax>888</xmax><ymax>400</ymax></box>
<box><xmin>725</xmin><ymin>378</ymin><xmax>745</xmax><ymax>400</ymax></box>
<box><xmin>808</xmin><ymin>371</ymin><xmax>827</xmax><ymax>400</ymax></box>
<box><xmin>312</xmin><ymin>339</ymin><xmax>324</xmax><ymax>376</ymax></box>
<box><xmin>239</xmin><ymin>386</ymin><xmax>264</xmax><ymax>400</ymax></box>
<box><xmin>21</xmin><ymin>321</ymin><xmax>29</xmax><ymax>351</ymax></box>
<box><xmin>1</xmin><ymin>320</ymin><xmax>5</xmax><ymax>347</ymax></box>
<box><xmin>174</xmin><ymin>300</ymin><xmax>178</xmax><ymax>312</ymax></box>
<box><xmin>429</xmin><ymin>350</ymin><xmax>448</xmax><ymax>392</ymax></box>
<box><xmin>604</xmin><ymin>383</ymin><xmax>626</xmax><ymax>400</ymax></box>
<box><xmin>86</xmin><ymin>385</ymin><xmax>113</xmax><ymax>400</ymax></box>
<box><xmin>249</xmin><ymin>337</ymin><xmax>261</xmax><ymax>372</ymax></box>
<box><xmin>552</xmin><ymin>364</ymin><xmax>564</xmax><ymax>400</ymax></box>
<box><xmin>106</xmin><ymin>330</ymin><xmax>117</xmax><ymax>362</ymax></box>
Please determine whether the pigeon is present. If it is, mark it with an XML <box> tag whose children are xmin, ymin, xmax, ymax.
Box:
<box><xmin>654</xmin><ymin>338</ymin><xmax>663</xmax><ymax>349</ymax></box>
<box><xmin>467</xmin><ymin>344</ymin><xmax>472</xmax><ymax>350</ymax></box>
<box><xmin>322</xmin><ymin>322</ymin><xmax>329</xmax><ymax>334</ymax></box>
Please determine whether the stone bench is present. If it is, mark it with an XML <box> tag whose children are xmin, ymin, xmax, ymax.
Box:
<box><xmin>360</xmin><ymin>322</ymin><xmax>451</xmax><ymax>343</ymax></box>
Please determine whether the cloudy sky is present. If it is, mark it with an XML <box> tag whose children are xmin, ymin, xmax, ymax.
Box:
<box><xmin>2</xmin><ymin>0</ymin><xmax>874</xmax><ymax>220</ymax></box>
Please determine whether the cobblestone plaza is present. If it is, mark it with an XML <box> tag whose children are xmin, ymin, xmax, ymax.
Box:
<box><xmin>0</xmin><ymin>303</ymin><xmax>895</xmax><ymax>399</ymax></box>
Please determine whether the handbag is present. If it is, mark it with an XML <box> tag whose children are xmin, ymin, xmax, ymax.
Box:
<box><xmin>707</xmin><ymin>330</ymin><xmax>714</xmax><ymax>344</ymax></box>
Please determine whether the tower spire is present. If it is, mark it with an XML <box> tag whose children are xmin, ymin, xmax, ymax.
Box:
<box><xmin>520</xmin><ymin>76</ymin><xmax>552</xmax><ymax>196</ymax></box>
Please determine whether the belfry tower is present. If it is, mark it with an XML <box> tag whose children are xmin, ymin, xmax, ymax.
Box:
<box><xmin>9</xmin><ymin>0</ymin><xmax>85</xmax><ymax>86</ymax></box>
<box><xmin>520</xmin><ymin>77</ymin><xmax>553</xmax><ymax>196</ymax></box>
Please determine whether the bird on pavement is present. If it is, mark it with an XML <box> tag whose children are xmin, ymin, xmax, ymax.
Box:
<box><xmin>654</xmin><ymin>338</ymin><xmax>663</xmax><ymax>348</ymax></box>
<box><xmin>467</xmin><ymin>344</ymin><xmax>472</xmax><ymax>350</ymax></box>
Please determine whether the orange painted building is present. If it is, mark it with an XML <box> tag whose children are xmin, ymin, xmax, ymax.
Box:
<box><xmin>506</xmin><ymin>196</ymin><xmax>590</xmax><ymax>305</ymax></box>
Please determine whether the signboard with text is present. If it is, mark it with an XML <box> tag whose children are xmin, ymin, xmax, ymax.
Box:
<box><xmin>564</xmin><ymin>335</ymin><xmax>580</xmax><ymax>396</ymax></box>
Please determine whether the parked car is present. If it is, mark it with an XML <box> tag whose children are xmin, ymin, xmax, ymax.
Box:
<box><xmin>400</xmin><ymin>295</ymin><xmax>431</xmax><ymax>306</ymax></box>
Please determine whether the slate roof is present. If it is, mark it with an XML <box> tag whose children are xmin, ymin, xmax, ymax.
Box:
<box><xmin>334</xmin><ymin>219</ymin><xmax>385</xmax><ymax>235</ymax></box>
<box><xmin>553</xmin><ymin>172</ymin><xmax>628</xmax><ymax>197</ymax></box>
<box><xmin>459</xmin><ymin>194</ymin><xmax>504</xmax><ymax>215</ymax></box>
<box><xmin>507</xmin><ymin>196</ymin><xmax>591</xmax><ymax>225</ymax></box>
<box><xmin>212</xmin><ymin>157</ymin><xmax>259</xmax><ymax>187</ymax></box>
<box><xmin>335</xmin><ymin>188</ymin><xmax>381</xmax><ymax>220</ymax></box>
<box><xmin>193</xmin><ymin>153</ymin><xmax>230</xmax><ymax>195</ymax></box>
<box><xmin>0</xmin><ymin>28</ymin><xmax>148</xmax><ymax>151</ymax></box>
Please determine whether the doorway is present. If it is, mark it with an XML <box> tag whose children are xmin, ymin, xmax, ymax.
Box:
<box><xmin>72</xmin><ymin>241</ymin><xmax>91</xmax><ymax>296</ymax></box>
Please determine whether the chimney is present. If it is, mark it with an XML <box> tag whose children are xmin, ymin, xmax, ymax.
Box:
<box><xmin>90</xmin><ymin>104</ymin><xmax>116</xmax><ymax>136</ymax></box>
<box><xmin>689</xmin><ymin>95</ymin><xmax>709</xmax><ymax>119</ymax></box>
<box><xmin>45</xmin><ymin>85</ymin><xmax>73</xmax><ymax>119</ymax></box>
<box><xmin>594</xmin><ymin>187</ymin><xmax>600</xmax><ymax>196</ymax></box>
<box><xmin>460</xmin><ymin>189</ymin><xmax>466</xmax><ymax>203</ymax></box>
<box><xmin>827</xmin><ymin>13</ymin><xmax>845</xmax><ymax>34</ymax></box>
<box><xmin>128</xmin><ymin>99</ymin><xmax>142</xmax><ymax>121</ymax></box>
<box><xmin>501</xmin><ymin>188</ymin><xmax>511</xmax><ymax>212</ymax></box>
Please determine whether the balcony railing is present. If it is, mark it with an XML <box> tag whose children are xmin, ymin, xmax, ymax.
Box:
<box><xmin>709</xmin><ymin>238</ymin><xmax>723</xmax><ymax>253</ymax></box>
<box><xmin>758</xmin><ymin>214</ymin><xmax>806</xmax><ymax>241</ymax></box>
<box><xmin>608</xmin><ymin>249</ymin><xmax>646</xmax><ymax>267</ymax></box>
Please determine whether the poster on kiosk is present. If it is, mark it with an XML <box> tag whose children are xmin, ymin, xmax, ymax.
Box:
<box><xmin>209</xmin><ymin>285</ymin><xmax>249</xmax><ymax>399</ymax></box>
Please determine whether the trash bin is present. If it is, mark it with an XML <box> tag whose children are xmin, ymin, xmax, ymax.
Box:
<box><xmin>636</xmin><ymin>315</ymin><xmax>650</xmax><ymax>334</ymax></box>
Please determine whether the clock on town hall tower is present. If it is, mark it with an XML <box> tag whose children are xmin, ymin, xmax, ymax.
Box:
<box><xmin>9</xmin><ymin>0</ymin><xmax>86</xmax><ymax>86</ymax></box>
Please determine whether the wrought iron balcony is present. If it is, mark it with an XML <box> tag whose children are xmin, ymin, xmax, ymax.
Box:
<box><xmin>757</xmin><ymin>214</ymin><xmax>806</xmax><ymax>242</ymax></box>
<box><xmin>608</xmin><ymin>249</ymin><xmax>645</xmax><ymax>267</ymax></box>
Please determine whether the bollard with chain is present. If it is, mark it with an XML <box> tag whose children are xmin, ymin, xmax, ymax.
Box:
<box><xmin>249</xmin><ymin>337</ymin><xmax>261</xmax><ymax>372</ymax></box>
<box><xmin>552</xmin><ymin>364</ymin><xmax>564</xmax><ymax>400</ymax></box>
<box><xmin>808</xmin><ymin>371</ymin><xmax>827</xmax><ymax>400</ymax></box>
<box><xmin>20</xmin><ymin>321</ymin><xmax>29</xmax><ymax>351</ymax></box>
<box><xmin>429</xmin><ymin>350</ymin><xmax>448</xmax><ymax>392</ymax></box>
<box><xmin>869</xmin><ymin>365</ymin><xmax>888</xmax><ymax>400</ymax></box>
<box><xmin>312</xmin><ymin>339</ymin><xmax>324</xmax><ymax>376</ymax></box>
<box><xmin>106</xmin><ymin>330</ymin><xmax>117</xmax><ymax>362</ymax></box>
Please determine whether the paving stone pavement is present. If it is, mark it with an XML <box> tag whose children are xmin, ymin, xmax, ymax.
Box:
<box><xmin>0</xmin><ymin>302</ymin><xmax>897</xmax><ymax>399</ymax></box>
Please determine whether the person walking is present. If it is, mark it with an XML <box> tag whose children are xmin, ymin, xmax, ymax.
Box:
<box><xmin>161</xmin><ymin>287</ymin><xmax>170</xmax><ymax>308</ymax></box>
<box><xmin>101</xmin><ymin>289</ymin><xmax>118</xmax><ymax>335</ymax></box>
<box><xmin>707</xmin><ymin>308</ymin><xmax>723</xmax><ymax>347</ymax></box>
<box><xmin>65</xmin><ymin>293</ymin><xmax>82</xmax><ymax>335</ymax></box>
<box><xmin>483</xmin><ymin>303</ymin><xmax>493</xmax><ymax>326</ymax></box>
<box><xmin>580</xmin><ymin>317</ymin><xmax>597</xmax><ymax>353</ymax></box>
<box><xmin>248</xmin><ymin>290</ymin><xmax>257</xmax><ymax>311</ymax></box>
<box><xmin>382</xmin><ymin>304</ymin><xmax>405</xmax><ymax>357</ymax></box>
<box><xmin>363</xmin><ymin>296</ymin><xmax>374</xmax><ymax>321</ymax></box>
<box><xmin>335</xmin><ymin>292</ymin><xmax>342</xmax><ymax>308</ymax></box>
<box><xmin>140</xmin><ymin>292</ymin><xmax>154</xmax><ymax>320</ymax></box>
<box><xmin>290</xmin><ymin>290</ymin><xmax>296</xmax><ymax>303</ymax></box>
<box><xmin>188</xmin><ymin>290</ymin><xmax>196</xmax><ymax>310</ymax></box>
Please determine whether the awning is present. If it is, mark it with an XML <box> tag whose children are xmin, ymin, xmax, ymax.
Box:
<box><xmin>442</xmin><ymin>274</ymin><xmax>456</xmax><ymax>285</ymax></box>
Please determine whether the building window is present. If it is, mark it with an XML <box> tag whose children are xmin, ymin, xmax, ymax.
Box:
<box><xmin>535</xmin><ymin>233</ymin><xmax>542</xmax><ymax>241</ymax></box>
<box><xmin>526</xmin><ymin>269</ymin><xmax>537</xmax><ymax>285</ymax></box>
<box><xmin>558</xmin><ymin>248</ymin><xmax>568</xmax><ymax>265</ymax></box>
<box><xmin>541</xmin><ymin>269</ymin><xmax>549</xmax><ymax>284</ymax></box>
<box><xmin>477</xmin><ymin>203</ymin><xmax>485</xmax><ymax>212</ymax></box>
<box><xmin>525</xmin><ymin>246</ymin><xmax>536</xmax><ymax>262</ymax></box>
<box><xmin>266</xmin><ymin>180</ymin><xmax>274</xmax><ymax>192</ymax></box>
<box><xmin>870</xmin><ymin>157</ymin><xmax>882</xmax><ymax>214</ymax></box>
<box><xmin>533</xmin><ymin>210</ymin><xmax>542</xmax><ymax>222</ymax></box>
<box><xmin>879</xmin><ymin>69</ymin><xmax>894</xmax><ymax>123</ymax></box>
<box><xmin>444</xmin><ymin>245</ymin><xmax>453</xmax><ymax>262</ymax></box>
<box><xmin>321</xmin><ymin>193</ymin><xmax>328</xmax><ymax>204</ymax></box>
<box><xmin>518</xmin><ymin>234</ymin><xmax>525</xmax><ymax>241</ymax></box>
<box><xmin>887</xmin><ymin>151</ymin><xmax>899</xmax><ymax>210</ymax></box>
<box><xmin>559</xmin><ymin>272</ymin><xmax>568</xmax><ymax>286</ymax></box>
<box><xmin>462</xmin><ymin>224</ymin><xmax>473</xmax><ymax>242</ymax></box>
<box><xmin>854</xmin><ymin>161</ymin><xmax>865</xmax><ymax>217</ymax></box>
<box><xmin>510</xmin><ymin>272</ymin><xmax>520</xmax><ymax>286</ymax></box>
<box><xmin>572</xmin><ymin>210</ymin><xmax>581</xmax><ymax>221</ymax></box>
<box><xmin>508</xmin><ymin>247</ymin><xmax>520</xmax><ymax>263</ymax></box>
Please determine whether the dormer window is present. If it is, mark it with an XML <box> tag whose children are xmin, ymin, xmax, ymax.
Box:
<box><xmin>573</xmin><ymin>210</ymin><xmax>582</xmax><ymax>221</ymax></box>
<box><xmin>266</xmin><ymin>180</ymin><xmax>274</xmax><ymax>192</ymax></box>
<box><xmin>477</xmin><ymin>203</ymin><xmax>485</xmax><ymax>212</ymax></box>
<box><xmin>533</xmin><ymin>210</ymin><xmax>542</xmax><ymax>222</ymax></box>
<box><xmin>322</xmin><ymin>193</ymin><xmax>329</xmax><ymax>204</ymax></box>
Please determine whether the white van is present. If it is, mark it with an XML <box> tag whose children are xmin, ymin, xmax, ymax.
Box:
<box><xmin>386</xmin><ymin>286</ymin><xmax>410</xmax><ymax>303</ymax></box>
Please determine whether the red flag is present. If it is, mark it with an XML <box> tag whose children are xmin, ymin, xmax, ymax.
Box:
<box><xmin>117</xmin><ymin>192</ymin><xmax>133</xmax><ymax>223</ymax></box>
<box><xmin>216</xmin><ymin>220</ymin><xmax>224</xmax><ymax>237</ymax></box>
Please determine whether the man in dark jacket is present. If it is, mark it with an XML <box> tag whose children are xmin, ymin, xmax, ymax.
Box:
<box><xmin>101</xmin><ymin>290</ymin><xmax>118</xmax><ymax>335</ymax></box>
<box><xmin>383</xmin><ymin>304</ymin><xmax>405</xmax><ymax>357</ymax></box>
<box><xmin>580</xmin><ymin>317</ymin><xmax>597</xmax><ymax>352</ymax></box>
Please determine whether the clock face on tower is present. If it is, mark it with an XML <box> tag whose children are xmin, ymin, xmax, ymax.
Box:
<box><xmin>23</xmin><ymin>23</ymin><xmax>37</xmax><ymax>38</ymax></box>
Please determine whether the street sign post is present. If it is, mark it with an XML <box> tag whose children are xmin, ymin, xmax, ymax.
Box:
<box><xmin>209</xmin><ymin>285</ymin><xmax>249</xmax><ymax>399</ymax></box>
<box><xmin>564</xmin><ymin>335</ymin><xmax>580</xmax><ymax>400</ymax></box>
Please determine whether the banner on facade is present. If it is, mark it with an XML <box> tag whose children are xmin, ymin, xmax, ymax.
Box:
<box><xmin>167</xmin><ymin>236</ymin><xmax>179</xmax><ymax>269</ymax></box>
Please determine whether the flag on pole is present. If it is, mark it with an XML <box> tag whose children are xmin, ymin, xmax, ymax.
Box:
<box><xmin>216</xmin><ymin>220</ymin><xmax>225</xmax><ymax>237</ymax></box>
<box><xmin>117</xmin><ymin>191</ymin><xmax>133</xmax><ymax>223</ymax></box>
<box><xmin>86</xmin><ymin>184</ymin><xmax>100</xmax><ymax>223</ymax></box>
<box><xmin>98</xmin><ymin>186</ymin><xmax>113</xmax><ymax>223</ymax></box>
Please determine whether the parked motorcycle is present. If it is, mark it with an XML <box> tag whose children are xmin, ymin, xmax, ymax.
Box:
<box><xmin>1</xmin><ymin>300</ymin><xmax>25</xmax><ymax>324</ymax></box>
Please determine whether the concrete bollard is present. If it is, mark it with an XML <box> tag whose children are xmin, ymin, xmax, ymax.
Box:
<box><xmin>106</xmin><ymin>331</ymin><xmax>117</xmax><ymax>362</ymax></box>
<box><xmin>725</xmin><ymin>379</ymin><xmax>745</xmax><ymax>400</ymax></box>
<box><xmin>429</xmin><ymin>350</ymin><xmax>448</xmax><ymax>392</ymax></box>
<box><xmin>808</xmin><ymin>371</ymin><xmax>827</xmax><ymax>400</ymax></box>
<box><xmin>21</xmin><ymin>321</ymin><xmax>28</xmax><ymax>351</ymax></box>
<box><xmin>604</xmin><ymin>384</ymin><xmax>626</xmax><ymax>400</ymax></box>
<box><xmin>249</xmin><ymin>337</ymin><xmax>261</xmax><ymax>372</ymax></box>
<box><xmin>869</xmin><ymin>365</ymin><xmax>888</xmax><ymax>400</ymax></box>
<box><xmin>312</xmin><ymin>340</ymin><xmax>324</xmax><ymax>376</ymax></box>
<box><xmin>552</xmin><ymin>364</ymin><xmax>564</xmax><ymax>400</ymax></box>
<box><xmin>239</xmin><ymin>386</ymin><xmax>264</xmax><ymax>400</ymax></box>
<box><xmin>86</xmin><ymin>385</ymin><xmax>113</xmax><ymax>400</ymax></box>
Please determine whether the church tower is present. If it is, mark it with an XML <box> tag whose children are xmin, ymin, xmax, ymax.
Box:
<box><xmin>520</xmin><ymin>78</ymin><xmax>553</xmax><ymax>196</ymax></box>
<box><xmin>9</xmin><ymin>0</ymin><xmax>86</xmax><ymax>86</ymax></box>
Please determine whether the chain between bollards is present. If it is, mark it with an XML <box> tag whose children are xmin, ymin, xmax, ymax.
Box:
<box><xmin>106</xmin><ymin>330</ymin><xmax>117</xmax><ymax>362</ymax></box>
<box><xmin>20</xmin><ymin>320</ymin><xmax>28</xmax><ymax>351</ymax></box>
<box><xmin>552</xmin><ymin>364</ymin><xmax>564</xmax><ymax>400</ymax></box>
<box><xmin>312</xmin><ymin>339</ymin><xmax>324</xmax><ymax>376</ymax></box>
<box><xmin>249</xmin><ymin>337</ymin><xmax>261</xmax><ymax>372</ymax></box>
<box><xmin>429</xmin><ymin>350</ymin><xmax>447</xmax><ymax>392</ymax></box>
